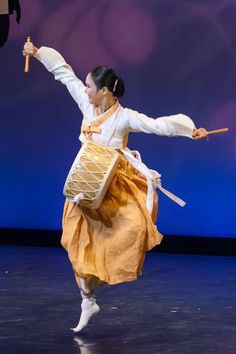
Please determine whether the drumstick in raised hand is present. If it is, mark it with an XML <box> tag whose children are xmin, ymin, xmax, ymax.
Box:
<box><xmin>207</xmin><ymin>128</ymin><xmax>229</xmax><ymax>135</ymax></box>
<box><xmin>24</xmin><ymin>36</ymin><xmax>31</xmax><ymax>73</ymax></box>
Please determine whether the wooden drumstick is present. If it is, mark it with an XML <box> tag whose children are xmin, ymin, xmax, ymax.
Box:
<box><xmin>24</xmin><ymin>36</ymin><xmax>31</xmax><ymax>73</ymax></box>
<box><xmin>207</xmin><ymin>128</ymin><xmax>229</xmax><ymax>135</ymax></box>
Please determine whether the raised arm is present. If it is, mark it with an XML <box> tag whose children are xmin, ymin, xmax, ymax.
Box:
<box><xmin>124</xmin><ymin>107</ymin><xmax>207</xmax><ymax>139</ymax></box>
<box><xmin>23</xmin><ymin>42</ymin><xmax>90</xmax><ymax>114</ymax></box>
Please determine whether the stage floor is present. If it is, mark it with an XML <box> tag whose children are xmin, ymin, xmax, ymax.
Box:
<box><xmin>0</xmin><ymin>245</ymin><xmax>235</xmax><ymax>354</ymax></box>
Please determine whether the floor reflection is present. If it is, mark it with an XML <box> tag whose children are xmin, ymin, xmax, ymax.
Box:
<box><xmin>74</xmin><ymin>336</ymin><xmax>97</xmax><ymax>354</ymax></box>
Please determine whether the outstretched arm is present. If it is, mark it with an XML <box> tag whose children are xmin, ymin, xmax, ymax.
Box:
<box><xmin>124</xmin><ymin>107</ymin><xmax>208</xmax><ymax>139</ymax></box>
<box><xmin>23</xmin><ymin>41</ymin><xmax>90</xmax><ymax>114</ymax></box>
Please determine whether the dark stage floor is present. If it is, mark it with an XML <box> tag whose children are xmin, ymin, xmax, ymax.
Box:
<box><xmin>0</xmin><ymin>246</ymin><xmax>235</xmax><ymax>354</ymax></box>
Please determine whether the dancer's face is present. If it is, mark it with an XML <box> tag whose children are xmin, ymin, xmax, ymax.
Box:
<box><xmin>85</xmin><ymin>73</ymin><xmax>103</xmax><ymax>105</ymax></box>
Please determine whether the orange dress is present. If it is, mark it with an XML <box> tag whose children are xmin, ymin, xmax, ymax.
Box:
<box><xmin>61</xmin><ymin>153</ymin><xmax>163</xmax><ymax>287</ymax></box>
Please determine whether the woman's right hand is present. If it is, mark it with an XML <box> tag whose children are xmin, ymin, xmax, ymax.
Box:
<box><xmin>22</xmin><ymin>41</ymin><xmax>38</xmax><ymax>57</ymax></box>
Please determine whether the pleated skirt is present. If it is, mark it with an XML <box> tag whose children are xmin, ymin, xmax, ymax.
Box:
<box><xmin>61</xmin><ymin>154</ymin><xmax>163</xmax><ymax>286</ymax></box>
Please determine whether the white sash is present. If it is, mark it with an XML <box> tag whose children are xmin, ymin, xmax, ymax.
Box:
<box><xmin>121</xmin><ymin>147</ymin><xmax>186</xmax><ymax>214</ymax></box>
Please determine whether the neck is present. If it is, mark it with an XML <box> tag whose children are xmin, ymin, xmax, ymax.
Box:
<box><xmin>97</xmin><ymin>97</ymin><xmax>117</xmax><ymax>114</ymax></box>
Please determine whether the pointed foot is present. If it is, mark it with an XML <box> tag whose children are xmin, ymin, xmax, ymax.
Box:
<box><xmin>71</xmin><ymin>303</ymin><xmax>100</xmax><ymax>333</ymax></box>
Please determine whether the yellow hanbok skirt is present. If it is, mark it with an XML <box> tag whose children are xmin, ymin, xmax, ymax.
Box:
<box><xmin>61</xmin><ymin>154</ymin><xmax>163</xmax><ymax>286</ymax></box>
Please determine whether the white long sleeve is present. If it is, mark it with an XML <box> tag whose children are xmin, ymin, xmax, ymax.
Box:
<box><xmin>34</xmin><ymin>46</ymin><xmax>90</xmax><ymax>114</ymax></box>
<box><xmin>34</xmin><ymin>47</ymin><xmax>196</xmax><ymax>141</ymax></box>
<box><xmin>124</xmin><ymin>107</ymin><xmax>196</xmax><ymax>138</ymax></box>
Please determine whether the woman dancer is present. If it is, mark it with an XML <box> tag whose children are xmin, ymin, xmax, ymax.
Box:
<box><xmin>23</xmin><ymin>41</ymin><xmax>208</xmax><ymax>333</ymax></box>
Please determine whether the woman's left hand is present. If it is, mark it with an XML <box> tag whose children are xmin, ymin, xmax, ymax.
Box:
<box><xmin>192</xmin><ymin>128</ymin><xmax>208</xmax><ymax>140</ymax></box>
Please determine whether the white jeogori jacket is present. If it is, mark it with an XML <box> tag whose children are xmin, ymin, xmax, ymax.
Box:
<box><xmin>34</xmin><ymin>47</ymin><xmax>196</xmax><ymax>213</ymax></box>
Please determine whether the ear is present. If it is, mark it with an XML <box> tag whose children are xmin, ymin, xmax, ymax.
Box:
<box><xmin>101</xmin><ymin>86</ymin><xmax>109</xmax><ymax>96</ymax></box>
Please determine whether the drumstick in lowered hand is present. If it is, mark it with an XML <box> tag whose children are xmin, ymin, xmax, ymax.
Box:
<box><xmin>207</xmin><ymin>128</ymin><xmax>229</xmax><ymax>135</ymax></box>
<box><xmin>193</xmin><ymin>127</ymin><xmax>229</xmax><ymax>140</ymax></box>
<box><xmin>24</xmin><ymin>36</ymin><xmax>31</xmax><ymax>73</ymax></box>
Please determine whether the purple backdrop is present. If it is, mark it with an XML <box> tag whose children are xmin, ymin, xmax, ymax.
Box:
<box><xmin>0</xmin><ymin>0</ymin><xmax>235</xmax><ymax>237</ymax></box>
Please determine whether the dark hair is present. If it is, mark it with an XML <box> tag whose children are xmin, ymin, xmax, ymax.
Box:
<box><xmin>90</xmin><ymin>66</ymin><xmax>125</xmax><ymax>98</ymax></box>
